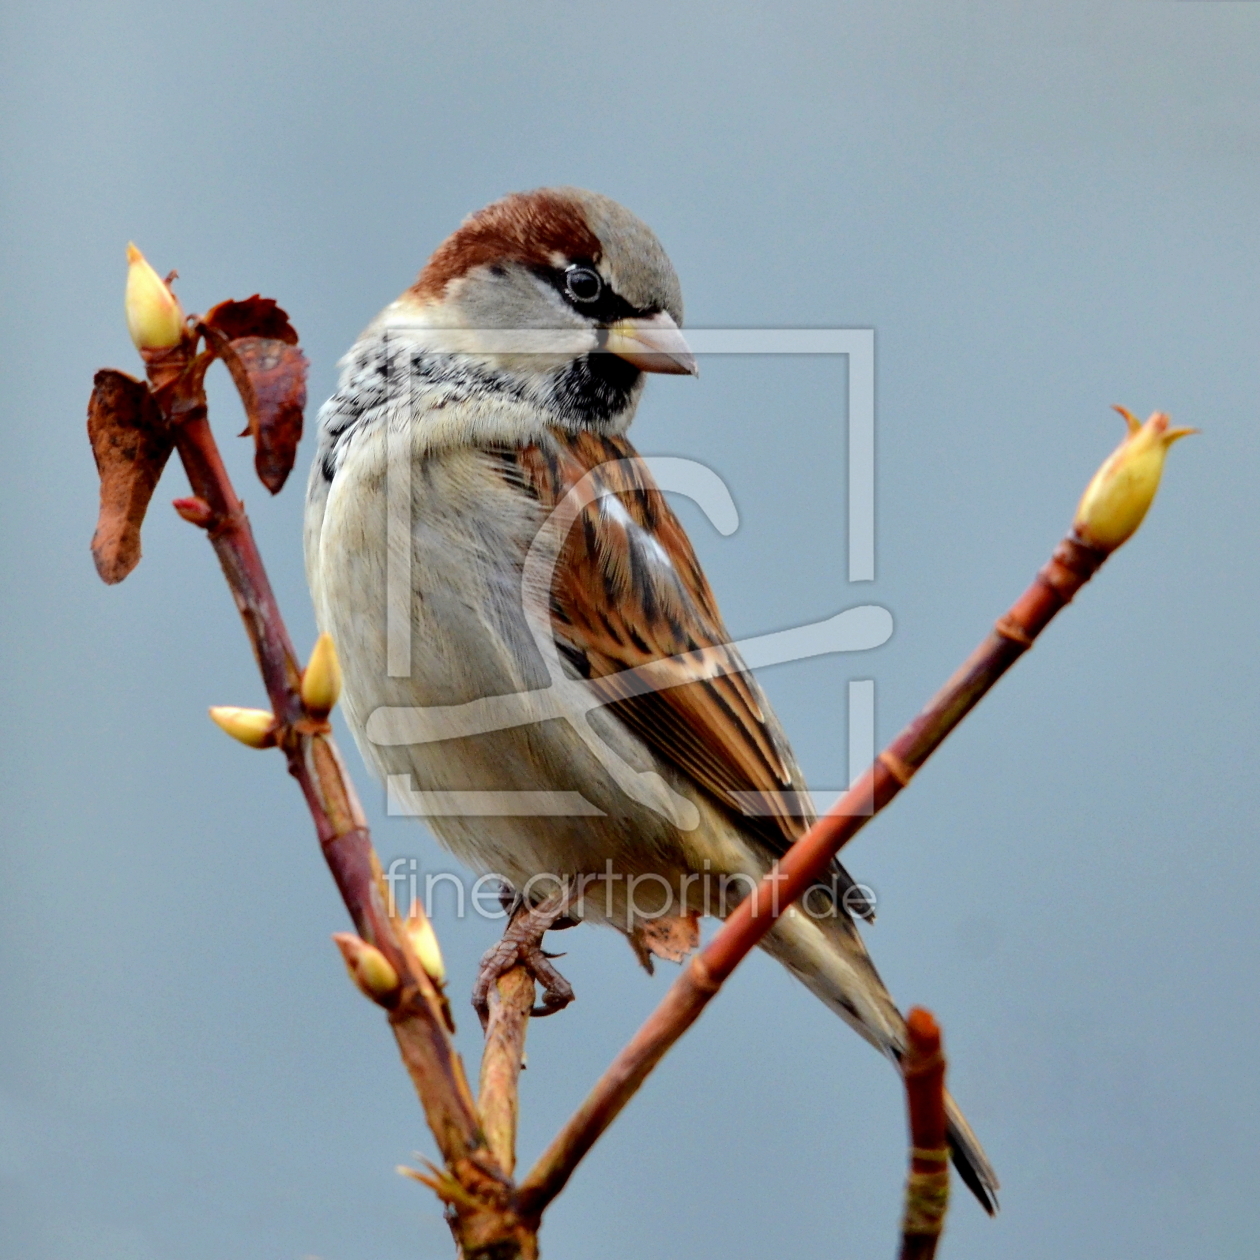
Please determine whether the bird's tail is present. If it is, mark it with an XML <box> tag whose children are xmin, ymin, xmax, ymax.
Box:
<box><xmin>760</xmin><ymin>907</ymin><xmax>1000</xmax><ymax>1214</ymax></box>
<box><xmin>942</xmin><ymin>1091</ymin><xmax>999</xmax><ymax>1215</ymax></box>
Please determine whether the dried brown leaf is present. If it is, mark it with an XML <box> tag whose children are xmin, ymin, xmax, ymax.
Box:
<box><xmin>632</xmin><ymin>911</ymin><xmax>701</xmax><ymax>968</ymax></box>
<box><xmin>86</xmin><ymin>369</ymin><xmax>174</xmax><ymax>584</ymax></box>
<box><xmin>202</xmin><ymin>295</ymin><xmax>299</xmax><ymax>345</ymax></box>
<box><xmin>215</xmin><ymin>336</ymin><xmax>308</xmax><ymax>494</ymax></box>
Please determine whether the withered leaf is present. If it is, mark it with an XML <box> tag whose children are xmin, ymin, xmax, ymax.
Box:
<box><xmin>216</xmin><ymin>336</ymin><xmax>308</xmax><ymax>494</ymax></box>
<box><xmin>202</xmin><ymin>295</ymin><xmax>299</xmax><ymax>345</ymax></box>
<box><xmin>87</xmin><ymin>368</ymin><xmax>174</xmax><ymax>584</ymax></box>
<box><xmin>631</xmin><ymin>911</ymin><xmax>701</xmax><ymax>972</ymax></box>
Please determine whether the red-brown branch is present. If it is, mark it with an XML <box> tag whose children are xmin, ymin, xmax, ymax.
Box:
<box><xmin>899</xmin><ymin>1008</ymin><xmax>949</xmax><ymax>1260</ymax></box>
<box><xmin>127</xmin><ymin>335</ymin><xmax>535</xmax><ymax>1258</ymax></box>
<box><xmin>477</xmin><ymin>967</ymin><xmax>537</xmax><ymax>1178</ymax></box>
<box><xmin>517</xmin><ymin>533</ymin><xmax>1107</xmax><ymax>1215</ymax></box>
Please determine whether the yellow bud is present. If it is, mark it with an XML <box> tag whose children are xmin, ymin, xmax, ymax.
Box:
<box><xmin>300</xmin><ymin>632</ymin><xmax>342</xmax><ymax>715</ymax></box>
<box><xmin>207</xmin><ymin>705</ymin><xmax>276</xmax><ymax>749</ymax></box>
<box><xmin>125</xmin><ymin>243</ymin><xmax>185</xmax><ymax>351</ymax></box>
<box><xmin>404</xmin><ymin>901</ymin><xmax>447</xmax><ymax>985</ymax></box>
<box><xmin>1073</xmin><ymin>407</ymin><xmax>1197</xmax><ymax>553</ymax></box>
<box><xmin>333</xmin><ymin>932</ymin><xmax>401</xmax><ymax>1005</ymax></box>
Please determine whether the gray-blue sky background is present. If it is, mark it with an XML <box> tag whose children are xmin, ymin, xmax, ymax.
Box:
<box><xmin>2</xmin><ymin>2</ymin><xmax>1257</xmax><ymax>1257</ymax></box>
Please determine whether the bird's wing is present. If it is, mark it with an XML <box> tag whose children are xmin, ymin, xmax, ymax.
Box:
<box><xmin>500</xmin><ymin>429</ymin><xmax>864</xmax><ymax>899</ymax></box>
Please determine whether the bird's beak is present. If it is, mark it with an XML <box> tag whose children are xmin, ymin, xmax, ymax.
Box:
<box><xmin>602</xmin><ymin>311</ymin><xmax>698</xmax><ymax>376</ymax></box>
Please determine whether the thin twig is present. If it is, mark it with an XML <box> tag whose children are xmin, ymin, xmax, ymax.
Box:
<box><xmin>478</xmin><ymin>968</ymin><xmax>536</xmax><ymax>1178</ymax></box>
<box><xmin>517</xmin><ymin>532</ymin><xmax>1107</xmax><ymax>1214</ymax></box>
<box><xmin>899</xmin><ymin>1008</ymin><xmax>949</xmax><ymax>1260</ymax></box>
<box><xmin>171</xmin><ymin>400</ymin><xmax>488</xmax><ymax>1156</ymax></box>
<box><xmin>123</xmin><ymin>334</ymin><xmax>534</xmax><ymax>1258</ymax></box>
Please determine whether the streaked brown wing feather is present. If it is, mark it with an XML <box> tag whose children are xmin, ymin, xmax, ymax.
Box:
<box><xmin>508</xmin><ymin>430</ymin><xmax>814</xmax><ymax>856</ymax></box>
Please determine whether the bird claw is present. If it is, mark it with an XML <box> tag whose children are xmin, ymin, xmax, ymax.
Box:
<box><xmin>496</xmin><ymin>882</ymin><xmax>580</xmax><ymax>933</ymax></box>
<box><xmin>472</xmin><ymin>888</ymin><xmax>576</xmax><ymax>1031</ymax></box>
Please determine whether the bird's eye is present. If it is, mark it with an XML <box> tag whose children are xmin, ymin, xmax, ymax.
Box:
<box><xmin>564</xmin><ymin>265</ymin><xmax>603</xmax><ymax>304</ymax></box>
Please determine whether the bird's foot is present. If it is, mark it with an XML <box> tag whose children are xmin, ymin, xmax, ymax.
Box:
<box><xmin>473</xmin><ymin>887</ymin><xmax>576</xmax><ymax>1031</ymax></box>
<box><xmin>496</xmin><ymin>882</ymin><xmax>581</xmax><ymax>932</ymax></box>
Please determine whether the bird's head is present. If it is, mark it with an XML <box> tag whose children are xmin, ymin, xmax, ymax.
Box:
<box><xmin>371</xmin><ymin>187</ymin><xmax>696</xmax><ymax>432</ymax></box>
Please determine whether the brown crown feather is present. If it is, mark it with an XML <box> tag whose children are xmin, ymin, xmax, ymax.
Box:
<box><xmin>411</xmin><ymin>190</ymin><xmax>602</xmax><ymax>302</ymax></box>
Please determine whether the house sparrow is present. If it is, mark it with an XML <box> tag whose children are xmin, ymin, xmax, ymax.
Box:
<box><xmin>305</xmin><ymin>187</ymin><xmax>998</xmax><ymax>1211</ymax></box>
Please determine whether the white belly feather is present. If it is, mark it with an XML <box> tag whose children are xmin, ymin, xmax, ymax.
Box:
<box><xmin>305</xmin><ymin>416</ymin><xmax>759</xmax><ymax>920</ymax></box>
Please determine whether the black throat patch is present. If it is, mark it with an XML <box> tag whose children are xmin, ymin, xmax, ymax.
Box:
<box><xmin>546</xmin><ymin>351</ymin><xmax>644</xmax><ymax>429</ymax></box>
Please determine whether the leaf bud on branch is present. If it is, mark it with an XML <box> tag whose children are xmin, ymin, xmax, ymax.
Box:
<box><xmin>1073</xmin><ymin>406</ymin><xmax>1196</xmax><ymax>553</ymax></box>
<box><xmin>208</xmin><ymin>705</ymin><xmax>277</xmax><ymax>749</ymax></box>
<box><xmin>124</xmin><ymin>243</ymin><xmax>185</xmax><ymax>351</ymax></box>
<box><xmin>333</xmin><ymin>933</ymin><xmax>402</xmax><ymax>1006</ymax></box>
<box><xmin>300</xmin><ymin>633</ymin><xmax>342</xmax><ymax>716</ymax></box>
<box><xmin>404</xmin><ymin>900</ymin><xmax>447</xmax><ymax>986</ymax></box>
